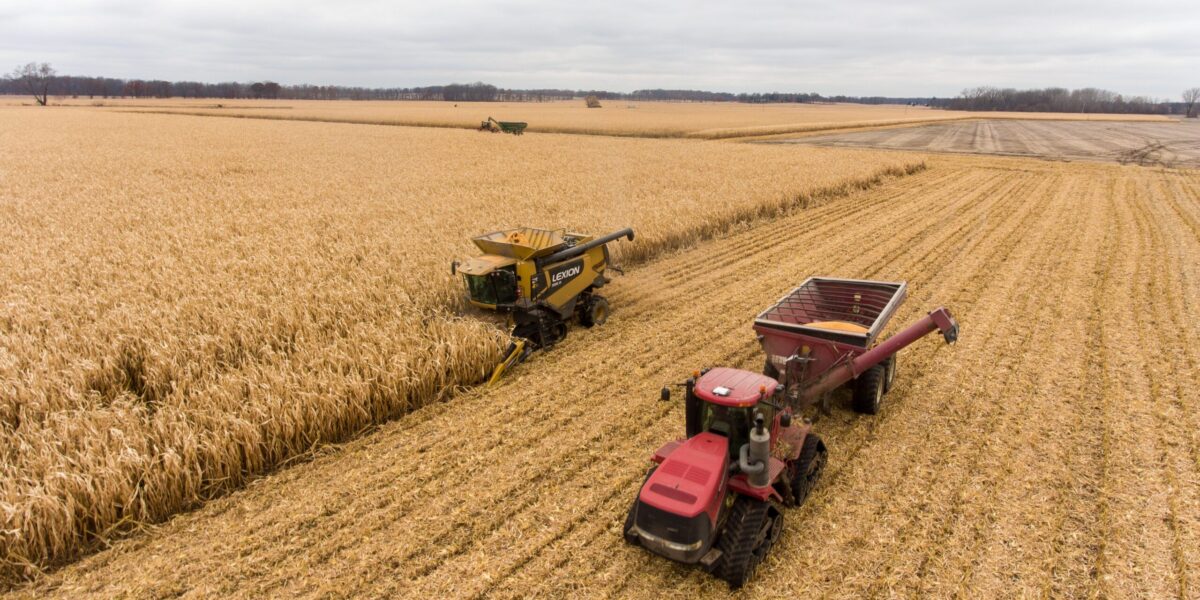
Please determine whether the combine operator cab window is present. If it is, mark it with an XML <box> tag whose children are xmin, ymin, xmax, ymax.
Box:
<box><xmin>701</xmin><ymin>404</ymin><xmax>752</xmax><ymax>458</ymax></box>
<box><xmin>464</xmin><ymin>268</ymin><xmax>518</xmax><ymax>305</ymax></box>
<box><xmin>465</xmin><ymin>274</ymin><xmax>497</xmax><ymax>305</ymax></box>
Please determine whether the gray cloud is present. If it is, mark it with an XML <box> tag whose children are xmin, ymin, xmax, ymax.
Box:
<box><xmin>1</xmin><ymin>0</ymin><xmax>1196</xmax><ymax>98</ymax></box>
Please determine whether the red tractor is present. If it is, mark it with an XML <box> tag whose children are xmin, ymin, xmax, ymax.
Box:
<box><xmin>623</xmin><ymin>278</ymin><xmax>959</xmax><ymax>587</ymax></box>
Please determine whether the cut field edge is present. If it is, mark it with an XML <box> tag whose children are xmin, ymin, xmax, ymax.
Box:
<box><xmin>0</xmin><ymin>155</ymin><xmax>928</xmax><ymax>591</ymax></box>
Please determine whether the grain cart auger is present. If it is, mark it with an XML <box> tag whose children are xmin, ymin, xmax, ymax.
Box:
<box><xmin>451</xmin><ymin>227</ymin><xmax>634</xmax><ymax>384</ymax></box>
<box><xmin>623</xmin><ymin>277</ymin><xmax>958</xmax><ymax>588</ymax></box>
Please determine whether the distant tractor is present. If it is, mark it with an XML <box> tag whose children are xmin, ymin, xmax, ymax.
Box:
<box><xmin>453</xmin><ymin>227</ymin><xmax>634</xmax><ymax>382</ymax></box>
<box><xmin>624</xmin><ymin>277</ymin><xmax>959</xmax><ymax>587</ymax></box>
<box><xmin>479</xmin><ymin>116</ymin><xmax>527</xmax><ymax>135</ymax></box>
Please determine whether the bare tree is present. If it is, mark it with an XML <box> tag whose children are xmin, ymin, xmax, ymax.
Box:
<box><xmin>1184</xmin><ymin>88</ymin><xmax>1200</xmax><ymax>118</ymax></box>
<box><xmin>9</xmin><ymin>62</ymin><xmax>56</xmax><ymax>106</ymax></box>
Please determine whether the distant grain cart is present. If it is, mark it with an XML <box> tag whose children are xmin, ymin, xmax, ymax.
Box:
<box><xmin>479</xmin><ymin>117</ymin><xmax>527</xmax><ymax>135</ymax></box>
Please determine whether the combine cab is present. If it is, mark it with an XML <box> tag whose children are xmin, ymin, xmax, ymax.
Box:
<box><xmin>624</xmin><ymin>277</ymin><xmax>959</xmax><ymax>587</ymax></box>
<box><xmin>453</xmin><ymin>227</ymin><xmax>634</xmax><ymax>383</ymax></box>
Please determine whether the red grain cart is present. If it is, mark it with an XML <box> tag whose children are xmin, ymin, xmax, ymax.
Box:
<box><xmin>754</xmin><ymin>277</ymin><xmax>958</xmax><ymax>414</ymax></box>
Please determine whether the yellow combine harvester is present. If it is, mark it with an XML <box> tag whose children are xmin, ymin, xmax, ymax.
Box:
<box><xmin>453</xmin><ymin>226</ymin><xmax>634</xmax><ymax>383</ymax></box>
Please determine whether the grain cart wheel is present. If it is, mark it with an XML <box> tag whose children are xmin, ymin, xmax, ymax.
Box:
<box><xmin>788</xmin><ymin>434</ymin><xmax>827</xmax><ymax>506</ymax></box>
<box><xmin>580</xmin><ymin>296</ymin><xmax>610</xmax><ymax>328</ymax></box>
<box><xmin>883</xmin><ymin>355</ymin><xmax>897</xmax><ymax>393</ymax></box>
<box><xmin>852</xmin><ymin>365</ymin><xmax>886</xmax><ymax>415</ymax></box>
<box><xmin>715</xmin><ymin>496</ymin><xmax>782</xmax><ymax>589</ymax></box>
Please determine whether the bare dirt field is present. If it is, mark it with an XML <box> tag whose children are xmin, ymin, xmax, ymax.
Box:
<box><xmin>10</xmin><ymin>155</ymin><xmax>1199</xmax><ymax>599</ymax></box>
<box><xmin>775</xmin><ymin>118</ymin><xmax>1200</xmax><ymax>166</ymax></box>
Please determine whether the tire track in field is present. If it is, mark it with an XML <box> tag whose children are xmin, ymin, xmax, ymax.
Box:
<box><xmin>1126</xmin><ymin>171</ymin><xmax>1200</xmax><ymax>598</ymax></box>
<box><xmin>510</xmin><ymin>164</ymin><xmax>1051</xmax><ymax>599</ymax></box>
<box><xmin>408</xmin><ymin>167</ymin><xmax>1016</xmax><ymax>597</ymax></box>
<box><xmin>509</xmin><ymin>162</ymin><xmax>1051</xmax><ymax>598</ymax></box>
<box><xmin>1089</xmin><ymin>172</ymin><xmax>1183</xmax><ymax>598</ymax></box>
<box><xmin>926</xmin><ymin>171</ymin><xmax>1108</xmax><ymax>596</ymax></box>
<box><xmin>640</xmin><ymin>168</ymin><xmax>969</xmax><ymax>292</ymax></box>
<box><xmin>801</xmin><ymin>170</ymin><xmax>1077</xmax><ymax>597</ymax></box>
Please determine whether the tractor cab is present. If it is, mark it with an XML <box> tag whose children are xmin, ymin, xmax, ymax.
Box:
<box><xmin>686</xmin><ymin>367</ymin><xmax>780</xmax><ymax>458</ymax></box>
<box><xmin>626</xmin><ymin>367</ymin><xmax>798</xmax><ymax>572</ymax></box>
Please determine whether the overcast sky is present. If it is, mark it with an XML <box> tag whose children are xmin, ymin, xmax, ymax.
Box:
<box><xmin>1</xmin><ymin>0</ymin><xmax>1196</xmax><ymax>98</ymax></box>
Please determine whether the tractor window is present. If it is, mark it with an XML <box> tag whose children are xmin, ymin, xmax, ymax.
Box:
<box><xmin>465</xmin><ymin>274</ymin><xmax>497</xmax><ymax>304</ymax></box>
<box><xmin>701</xmin><ymin>404</ymin><xmax>751</xmax><ymax>458</ymax></box>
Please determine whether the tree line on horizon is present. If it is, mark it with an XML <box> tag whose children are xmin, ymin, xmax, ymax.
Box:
<box><xmin>937</xmin><ymin>86</ymin><xmax>1185</xmax><ymax>115</ymax></box>
<box><xmin>4</xmin><ymin>63</ymin><xmax>1195</xmax><ymax>116</ymax></box>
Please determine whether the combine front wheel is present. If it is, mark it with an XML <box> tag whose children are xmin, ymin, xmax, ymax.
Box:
<box><xmin>715</xmin><ymin>497</ymin><xmax>782</xmax><ymax>589</ymax></box>
<box><xmin>580</xmin><ymin>296</ymin><xmax>610</xmax><ymax>328</ymax></box>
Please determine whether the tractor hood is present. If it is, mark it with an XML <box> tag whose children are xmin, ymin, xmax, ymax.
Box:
<box><xmin>639</xmin><ymin>432</ymin><xmax>728</xmax><ymax>519</ymax></box>
<box><xmin>457</xmin><ymin>254</ymin><xmax>517</xmax><ymax>276</ymax></box>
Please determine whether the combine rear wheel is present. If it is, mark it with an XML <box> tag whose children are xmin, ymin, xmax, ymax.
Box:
<box><xmin>579</xmin><ymin>295</ymin><xmax>610</xmax><ymax>328</ymax></box>
<box><xmin>852</xmin><ymin>364</ymin><xmax>885</xmax><ymax>414</ymax></box>
<box><xmin>715</xmin><ymin>496</ymin><xmax>782</xmax><ymax>589</ymax></box>
<box><xmin>787</xmin><ymin>433</ymin><xmax>827</xmax><ymax>506</ymax></box>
